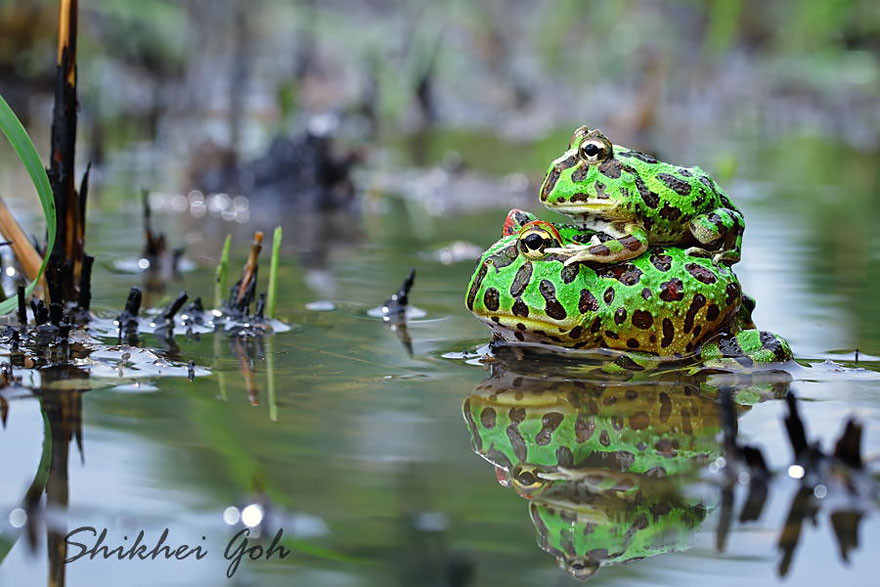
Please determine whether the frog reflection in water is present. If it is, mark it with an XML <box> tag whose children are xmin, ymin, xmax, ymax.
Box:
<box><xmin>462</xmin><ymin>366</ymin><xmax>792</xmax><ymax>580</ymax></box>
<box><xmin>466</xmin><ymin>209</ymin><xmax>791</xmax><ymax>366</ymax></box>
<box><xmin>539</xmin><ymin>127</ymin><xmax>744</xmax><ymax>266</ymax></box>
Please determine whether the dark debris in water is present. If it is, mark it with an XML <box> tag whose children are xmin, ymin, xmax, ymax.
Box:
<box><xmin>717</xmin><ymin>390</ymin><xmax>877</xmax><ymax>578</ymax></box>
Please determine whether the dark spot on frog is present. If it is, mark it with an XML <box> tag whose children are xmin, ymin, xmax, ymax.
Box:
<box><xmin>480</xmin><ymin>407</ymin><xmax>496</xmax><ymax>429</ymax></box>
<box><xmin>556</xmin><ymin>446</ymin><xmax>574</xmax><ymax>467</ymax></box>
<box><xmin>509</xmin><ymin>261</ymin><xmax>533</xmax><ymax>298</ymax></box>
<box><xmin>594</xmin><ymin>180</ymin><xmax>608</xmax><ymax>199</ymax></box>
<box><xmin>659</xmin><ymin>202</ymin><xmax>682</xmax><ymax>221</ymax></box>
<box><xmin>618</xmin><ymin>234</ymin><xmax>644</xmax><ymax>252</ymax></box>
<box><xmin>489</xmin><ymin>244</ymin><xmax>519</xmax><ymax>269</ymax></box>
<box><xmin>513</xmin><ymin>331</ymin><xmax>525</xmax><ymax>341</ymax></box>
<box><xmin>588</xmin><ymin>243</ymin><xmax>611</xmax><ymax>257</ymax></box>
<box><xmin>539</xmin><ymin>280</ymin><xmax>567</xmax><ymax>320</ymax></box>
<box><xmin>466</xmin><ymin>261</ymin><xmax>488</xmax><ymax>310</ymax></box>
<box><xmin>575</xmin><ymin>414</ymin><xmax>594</xmax><ymax>442</ymax></box>
<box><xmin>514</xmin><ymin>210</ymin><xmax>532</xmax><ymax>227</ymax></box>
<box><xmin>634</xmin><ymin>176</ymin><xmax>660</xmax><ymax>208</ymax></box>
<box><xmin>605</xmin><ymin>330</ymin><xmax>619</xmax><ymax>340</ymax></box>
<box><xmin>655</xmin><ymin>438</ymin><xmax>679</xmax><ymax>458</ymax></box>
<box><xmin>619</xmin><ymin>150</ymin><xmax>658</xmax><ymax>164</ymax></box>
<box><xmin>706</xmin><ymin>303</ymin><xmax>720</xmax><ymax>321</ymax></box>
<box><xmin>598</xmin><ymin>159</ymin><xmax>621</xmax><ymax>179</ymax></box>
<box><xmin>725</xmin><ymin>282</ymin><xmax>742</xmax><ymax>305</ymax></box>
<box><xmin>483</xmin><ymin>288</ymin><xmax>500</xmax><ymax>311</ymax></box>
<box><xmin>626</xmin><ymin>338</ymin><xmax>639</xmax><ymax>348</ymax></box>
<box><xmin>650</xmin><ymin>334</ymin><xmax>656</xmax><ymax>343</ymax></box>
<box><xmin>597</xmin><ymin>263</ymin><xmax>643</xmax><ymax>286</ymax></box>
<box><xmin>560</xmin><ymin>264</ymin><xmax>579</xmax><ymax>284</ymax></box>
<box><xmin>568</xmin><ymin>325</ymin><xmax>584</xmax><ymax>339</ymax></box>
<box><xmin>536</xmin><ymin>412</ymin><xmax>564</xmax><ymax>446</ymax></box>
<box><xmin>657</xmin><ymin>172</ymin><xmax>692</xmax><ymax>196</ymax></box>
<box><xmin>629</xmin><ymin>410</ymin><xmax>651</xmax><ymax>430</ymax></box>
<box><xmin>632</xmin><ymin>310</ymin><xmax>653</xmax><ymax>329</ymax></box>
<box><xmin>683</xmin><ymin>293</ymin><xmax>707</xmax><ymax>333</ymax></box>
<box><xmin>578</xmin><ymin>289</ymin><xmax>599</xmax><ymax>313</ymax></box>
<box><xmin>590</xmin><ymin>316</ymin><xmax>601</xmax><ymax>333</ymax></box>
<box><xmin>613</xmin><ymin>355</ymin><xmax>644</xmax><ymax>370</ymax></box>
<box><xmin>632</xmin><ymin>514</ymin><xmax>649</xmax><ymax>531</ymax></box>
<box><xmin>677</xmin><ymin>167</ymin><xmax>692</xmax><ymax>177</ymax></box>
<box><xmin>659</xmin><ymin>278</ymin><xmax>684</xmax><ymax>302</ymax></box>
<box><xmin>659</xmin><ymin>392</ymin><xmax>671</xmax><ymax>422</ymax></box>
<box><xmin>512</xmin><ymin>298</ymin><xmax>529</xmax><ymax>317</ymax></box>
<box><xmin>540</xmin><ymin>168</ymin><xmax>561</xmax><ymax>201</ymax></box>
<box><xmin>603</xmin><ymin>287</ymin><xmax>615</xmax><ymax>305</ymax></box>
<box><xmin>490</xmin><ymin>316</ymin><xmax>500</xmax><ymax>323</ymax></box>
<box><xmin>572</xmin><ymin>232</ymin><xmax>594</xmax><ymax>244</ymax></box>
<box><xmin>599</xmin><ymin>430</ymin><xmax>610</xmax><ymax>446</ymax></box>
<box><xmin>661</xmin><ymin>318</ymin><xmax>675</xmax><ymax>348</ymax></box>
<box><xmin>681</xmin><ymin>407</ymin><xmax>693</xmax><ymax>435</ymax></box>
<box><xmin>625</xmin><ymin>390</ymin><xmax>638</xmax><ymax>401</ymax></box>
<box><xmin>614</xmin><ymin>307</ymin><xmax>627</xmax><ymax>325</ymax></box>
<box><xmin>569</xmin><ymin>192</ymin><xmax>591</xmax><ymax>202</ymax></box>
<box><xmin>571</xmin><ymin>163</ymin><xmax>590</xmax><ymax>182</ymax></box>
<box><xmin>650</xmin><ymin>253</ymin><xmax>673</xmax><ymax>271</ymax></box>
<box><xmin>699</xmin><ymin>175</ymin><xmax>715</xmax><ymax>190</ymax></box>
<box><xmin>641</xmin><ymin>287</ymin><xmax>652</xmax><ymax>300</ymax></box>
<box><xmin>516</xmin><ymin>323</ymin><xmax>526</xmax><ymax>330</ymax></box>
<box><xmin>685</xmin><ymin>342</ymin><xmax>693</xmax><ymax>353</ymax></box>
<box><xmin>693</xmin><ymin>325</ymin><xmax>702</xmax><ymax>337</ymax></box>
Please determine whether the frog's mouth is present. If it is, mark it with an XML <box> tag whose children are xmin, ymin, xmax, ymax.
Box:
<box><xmin>477</xmin><ymin>313</ymin><xmax>577</xmax><ymax>335</ymax></box>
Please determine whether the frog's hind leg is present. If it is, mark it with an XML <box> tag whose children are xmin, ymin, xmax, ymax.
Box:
<box><xmin>687</xmin><ymin>208</ymin><xmax>744</xmax><ymax>265</ymax></box>
<box><xmin>700</xmin><ymin>329</ymin><xmax>793</xmax><ymax>369</ymax></box>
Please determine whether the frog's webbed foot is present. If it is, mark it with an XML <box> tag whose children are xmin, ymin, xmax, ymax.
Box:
<box><xmin>689</xmin><ymin>208</ymin><xmax>744</xmax><ymax>266</ymax></box>
<box><xmin>700</xmin><ymin>329</ymin><xmax>793</xmax><ymax>368</ymax></box>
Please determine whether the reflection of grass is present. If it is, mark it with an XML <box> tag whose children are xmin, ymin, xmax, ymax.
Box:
<box><xmin>0</xmin><ymin>95</ymin><xmax>56</xmax><ymax>314</ymax></box>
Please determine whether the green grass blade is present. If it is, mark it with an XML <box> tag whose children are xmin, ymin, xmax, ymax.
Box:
<box><xmin>0</xmin><ymin>94</ymin><xmax>57</xmax><ymax>314</ymax></box>
<box><xmin>267</xmin><ymin>225</ymin><xmax>282</xmax><ymax>319</ymax></box>
<box><xmin>214</xmin><ymin>233</ymin><xmax>232</xmax><ymax>308</ymax></box>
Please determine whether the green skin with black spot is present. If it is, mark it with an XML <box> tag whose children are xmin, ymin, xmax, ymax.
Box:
<box><xmin>539</xmin><ymin>127</ymin><xmax>745</xmax><ymax>266</ymax></box>
<box><xmin>466</xmin><ymin>209</ymin><xmax>792</xmax><ymax>365</ymax></box>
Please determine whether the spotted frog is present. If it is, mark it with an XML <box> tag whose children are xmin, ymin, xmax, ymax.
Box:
<box><xmin>539</xmin><ymin>127</ymin><xmax>744</xmax><ymax>266</ymax></box>
<box><xmin>466</xmin><ymin>209</ymin><xmax>790</xmax><ymax>365</ymax></box>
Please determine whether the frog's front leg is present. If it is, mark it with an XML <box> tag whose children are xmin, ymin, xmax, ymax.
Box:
<box><xmin>686</xmin><ymin>208</ymin><xmax>744</xmax><ymax>265</ymax></box>
<box><xmin>549</xmin><ymin>222</ymin><xmax>648</xmax><ymax>266</ymax></box>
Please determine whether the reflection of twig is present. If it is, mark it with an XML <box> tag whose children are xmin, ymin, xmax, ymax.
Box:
<box><xmin>266</xmin><ymin>337</ymin><xmax>277</xmax><ymax>422</ymax></box>
<box><xmin>230</xmin><ymin>337</ymin><xmax>259</xmax><ymax>406</ymax></box>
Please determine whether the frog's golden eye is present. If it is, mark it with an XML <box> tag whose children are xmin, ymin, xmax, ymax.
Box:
<box><xmin>579</xmin><ymin>139</ymin><xmax>609</xmax><ymax>164</ymax></box>
<box><xmin>519</xmin><ymin>228</ymin><xmax>556</xmax><ymax>258</ymax></box>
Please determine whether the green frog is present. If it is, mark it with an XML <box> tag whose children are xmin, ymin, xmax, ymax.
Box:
<box><xmin>539</xmin><ymin>127</ymin><xmax>744</xmax><ymax>266</ymax></box>
<box><xmin>461</xmin><ymin>368</ymin><xmax>793</xmax><ymax>581</ymax></box>
<box><xmin>466</xmin><ymin>209</ymin><xmax>791</xmax><ymax>366</ymax></box>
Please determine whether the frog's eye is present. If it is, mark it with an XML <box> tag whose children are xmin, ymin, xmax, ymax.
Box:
<box><xmin>566</xmin><ymin>557</ymin><xmax>600</xmax><ymax>580</ymax></box>
<box><xmin>569</xmin><ymin>125</ymin><xmax>591</xmax><ymax>149</ymax></box>
<box><xmin>510</xmin><ymin>465</ymin><xmax>547</xmax><ymax>494</ymax></box>
<box><xmin>578</xmin><ymin>139</ymin><xmax>610</xmax><ymax>164</ymax></box>
<box><xmin>519</xmin><ymin>228</ymin><xmax>558</xmax><ymax>258</ymax></box>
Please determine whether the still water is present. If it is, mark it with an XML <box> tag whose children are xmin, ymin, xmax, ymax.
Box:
<box><xmin>1</xmin><ymin>134</ymin><xmax>880</xmax><ymax>586</ymax></box>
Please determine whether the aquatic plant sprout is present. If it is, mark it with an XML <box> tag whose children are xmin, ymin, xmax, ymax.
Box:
<box><xmin>0</xmin><ymin>94</ymin><xmax>56</xmax><ymax>314</ymax></box>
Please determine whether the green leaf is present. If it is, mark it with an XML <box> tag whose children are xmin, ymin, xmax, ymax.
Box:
<box><xmin>0</xmin><ymin>94</ymin><xmax>56</xmax><ymax>314</ymax></box>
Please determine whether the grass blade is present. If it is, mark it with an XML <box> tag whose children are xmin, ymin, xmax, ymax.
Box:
<box><xmin>0</xmin><ymin>94</ymin><xmax>57</xmax><ymax>314</ymax></box>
